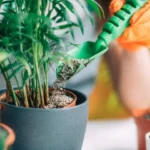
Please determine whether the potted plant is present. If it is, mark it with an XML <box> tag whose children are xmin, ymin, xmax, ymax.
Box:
<box><xmin>0</xmin><ymin>123</ymin><xmax>15</xmax><ymax>150</ymax></box>
<box><xmin>0</xmin><ymin>0</ymin><xmax>103</xmax><ymax>150</ymax></box>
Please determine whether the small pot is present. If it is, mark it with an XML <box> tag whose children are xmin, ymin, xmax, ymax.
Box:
<box><xmin>0</xmin><ymin>88</ymin><xmax>88</xmax><ymax>150</ymax></box>
<box><xmin>48</xmin><ymin>88</ymin><xmax>77</xmax><ymax>108</ymax></box>
<box><xmin>0</xmin><ymin>123</ymin><xmax>15</xmax><ymax>150</ymax></box>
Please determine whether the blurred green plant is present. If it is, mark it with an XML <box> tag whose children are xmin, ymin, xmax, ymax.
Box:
<box><xmin>0</xmin><ymin>123</ymin><xmax>15</xmax><ymax>150</ymax></box>
<box><xmin>0</xmin><ymin>127</ymin><xmax>7</xmax><ymax>150</ymax></box>
<box><xmin>0</xmin><ymin>0</ymin><xmax>103</xmax><ymax>108</ymax></box>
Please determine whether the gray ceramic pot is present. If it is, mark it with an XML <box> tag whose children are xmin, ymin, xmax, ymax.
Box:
<box><xmin>0</xmin><ymin>89</ymin><xmax>88</xmax><ymax>150</ymax></box>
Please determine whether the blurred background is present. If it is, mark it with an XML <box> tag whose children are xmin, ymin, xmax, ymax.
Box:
<box><xmin>0</xmin><ymin>0</ymin><xmax>138</xmax><ymax>150</ymax></box>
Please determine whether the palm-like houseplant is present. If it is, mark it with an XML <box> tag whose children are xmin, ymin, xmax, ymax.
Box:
<box><xmin>0</xmin><ymin>0</ymin><xmax>103</xmax><ymax>150</ymax></box>
<box><xmin>0</xmin><ymin>0</ymin><xmax>102</xmax><ymax>108</ymax></box>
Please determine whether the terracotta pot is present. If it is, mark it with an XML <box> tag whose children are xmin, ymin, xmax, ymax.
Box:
<box><xmin>63</xmin><ymin>89</ymin><xmax>77</xmax><ymax>107</ymax></box>
<box><xmin>0</xmin><ymin>123</ymin><xmax>15</xmax><ymax>150</ymax></box>
<box><xmin>134</xmin><ymin>117</ymin><xmax>150</xmax><ymax>150</ymax></box>
<box><xmin>0</xmin><ymin>88</ymin><xmax>88</xmax><ymax>150</ymax></box>
<box><xmin>49</xmin><ymin>88</ymin><xmax>77</xmax><ymax>108</ymax></box>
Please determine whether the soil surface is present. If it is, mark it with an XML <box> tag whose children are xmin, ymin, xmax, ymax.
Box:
<box><xmin>0</xmin><ymin>80</ymin><xmax>74</xmax><ymax>108</ymax></box>
<box><xmin>0</xmin><ymin>88</ymin><xmax>74</xmax><ymax>109</ymax></box>
<box><xmin>43</xmin><ymin>80</ymin><xmax>74</xmax><ymax>108</ymax></box>
<box><xmin>44</xmin><ymin>88</ymin><xmax>74</xmax><ymax>108</ymax></box>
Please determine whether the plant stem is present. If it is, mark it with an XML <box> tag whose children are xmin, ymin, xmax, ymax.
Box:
<box><xmin>0</xmin><ymin>63</ymin><xmax>20</xmax><ymax>106</ymax></box>
<box><xmin>35</xmin><ymin>77</ymin><xmax>39</xmax><ymax>107</ymax></box>
<box><xmin>8</xmin><ymin>59</ymin><xmax>22</xmax><ymax>97</ymax></box>
<box><xmin>26</xmin><ymin>82</ymin><xmax>34</xmax><ymax>107</ymax></box>
<box><xmin>3</xmin><ymin>73</ymin><xmax>19</xmax><ymax>106</ymax></box>
<box><xmin>6</xmin><ymin>83</ymin><xmax>10</xmax><ymax>103</ymax></box>
<box><xmin>32</xmin><ymin>41</ymin><xmax>45</xmax><ymax>107</ymax></box>
<box><xmin>36</xmin><ymin>45</ymin><xmax>45</xmax><ymax>107</ymax></box>
<box><xmin>43</xmin><ymin>63</ymin><xmax>49</xmax><ymax>104</ymax></box>
<box><xmin>23</xmin><ymin>86</ymin><xmax>29</xmax><ymax>107</ymax></box>
<box><xmin>32</xmin><ymin>0</ymin><xmax>45</xmax><ymax>107</ymax></box>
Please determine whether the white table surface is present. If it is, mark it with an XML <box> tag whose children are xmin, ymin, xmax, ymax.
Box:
<box><xmin>82</xmin><ymin>118</ymin><xmax>137</xmax><ymax>150</ymax></box>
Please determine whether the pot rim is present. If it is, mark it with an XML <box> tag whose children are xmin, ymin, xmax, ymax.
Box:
<box><xmin>0</xmin><ymin>88</ymin><xmax>87</xmax><ymax>111</ymax></box>
<box><xmin>0</xmin><ymin>123</ymin><xmax>15</xmax><ymax>150</ymax></box>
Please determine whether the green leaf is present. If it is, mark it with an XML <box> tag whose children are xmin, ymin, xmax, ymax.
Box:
<box><xmin>22</xmin><ymin>71</ymin><xmax>29</xmax><ymax>88</ymax></box>
<box><xmin>15</xmin><ymin>53</ymin><xmax>32</xmax><ymax>76</ymax></box>
<box><xmin>0</xmin><ymin>50</ymin><xmax>11</xmax><ymax>62</ymax></box>
<box><xmin>86</xmin><ymin>0</ymin><xmax>104</xmax><ymax>18</ymax></box>
<box><xmin>2</xmin><ymin>61</ymin><xmax>22</xmax><ymax>72</ymax></box>
<box><xmin>62</xmin><ymin>0</ymin><xmax>84</xmax><ymax>34</ymax></box>
<box><xmin>41</xmin><ymin>39</ymin><xmax>50</xmax><ymax>57</ymax></box>
<box><xmin>58</xmin><ymin>3</ymin><xmax>75</xmax><ymax>40</ymax></box>
<box><xmin>76</xmin><ymin>0</ymin><xmax>94</xmax><ymax>25</ymax></box>
<box><xmin>45</xmin><ymin>32</ymin><xmax>61</xmax><ymax>43</ymax></box>
<box><xmin>0</xmin><ymin>0</ymin><xmax>3</xmax><ymax>5</ymax></box>
<box><xmin>11</xmin><ymin>31</ymin><xmax>36</xmax><ymax>42</ymax></box>
<box><xmin>53</xmin><ymin>23</ymin><xmax>78</xmax><ymax>30</ymax></box>
<box><xmin>8</xmin><ymin>65</ymin><xmax>24</xmax><ymax>80</ymax></box>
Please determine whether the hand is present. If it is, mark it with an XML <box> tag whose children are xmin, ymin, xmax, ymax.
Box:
<box><xmin>109</xmin><ymin>0</ymin><xmax>150</xmax><ymax>51</ymax></box>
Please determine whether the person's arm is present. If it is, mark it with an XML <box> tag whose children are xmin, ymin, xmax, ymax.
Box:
<box><xmin>104</xmin><ymin>41</ymin><xmax>122</xmax><ymax>91</ymax></box>
<box><xmin>105</xmin><ymin>43</ymin><xmax>150</xmax><ymax>115</ymax></box>
<box><xmin>96</xmin><ymin>1</ymin><xmax>150</xmax><ymax>149</ymax></box>
<box><xmin>98</xmin><ymin>0</ymin><xmax>150</xmax><ymax>116</ymax></box>
<box><xmin>119</xmin><ymin>47</ymin><xmax>150</xmax><ymax>115</ymax></box>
